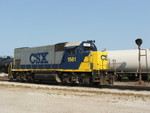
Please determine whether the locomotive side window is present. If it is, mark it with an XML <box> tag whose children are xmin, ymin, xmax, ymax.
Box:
<box><xmin>68</xmin><ymin>48</ymin><xmax>75</xmax><ymax>56</ymax></box>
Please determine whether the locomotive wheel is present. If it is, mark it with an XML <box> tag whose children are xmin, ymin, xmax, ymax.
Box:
<box><xmin>8</xmin><ymin>72</ymin><xmax>14</xmax><ymax>81</ymax></box>
<box><xmin>15</xmin><ymin>72</ymin><xmax>25</xmax><ymax>82</ymax></box>
<box><xmin>16</xmin><ymin>74</ymin><xmax>21</xmax><ymax>82</ymax></box>
<box><xmin>70</xmin><ymin>74</ymin><xmax>79</xmax><ymax>84</ymax></box>
<box><xmin>62</xmin><ymin>74</ymin><xmax>70</xmax><ymax>84</ymax></box>
<box><xmin>26</xmin><ymin>73</ymin><xmax>35</xmax><ymax>83</ymax></box>
<box><xmin>79</xmin><ymin>74</ymin><xmax>91</xmax><ymax>85</ymax></box>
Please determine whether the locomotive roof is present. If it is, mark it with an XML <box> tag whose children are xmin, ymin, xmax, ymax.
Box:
<box><xmin>65</xmin><ymin>41</ymin><xmax>82</xmax><ymax>48</ymax></box>
<box><xmin>15</xmin><ymin>41</ymin><xmax>94</xmax><ymax>50</ymax></box>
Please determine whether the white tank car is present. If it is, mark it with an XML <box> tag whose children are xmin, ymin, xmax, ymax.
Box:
<box><xmin>107</xmin><ymin>49</ymin><xmax>150</xmax><ymax>74</ymax></box>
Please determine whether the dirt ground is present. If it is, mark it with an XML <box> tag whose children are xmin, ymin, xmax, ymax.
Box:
<box><xmin>0</xmin><ymin>81</ymin><xmax>150</xmax><ymax>113</ymax></box>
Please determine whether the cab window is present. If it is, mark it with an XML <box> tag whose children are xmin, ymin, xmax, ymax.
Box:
<box><xmin>84</xmin><ymin>47</ymin><xmax>91</xmax><ymax>52</ymax></box>
<box><xmin>68</xmin><ymin>48</ymin><xmax>75</xmax><ymax>56</ymax></box>
<box><xmin>83</xmin><ymin>44</ymin><xmax>97</xmax><ymax>52</ymax></box>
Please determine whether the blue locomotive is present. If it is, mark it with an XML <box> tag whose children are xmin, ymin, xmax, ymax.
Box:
<box><xmin>9</xmin><ymin>40</ymin><xmax>114</xmax><ymax>85</ymax></box>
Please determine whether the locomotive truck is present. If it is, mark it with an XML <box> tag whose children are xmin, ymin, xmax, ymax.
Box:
<box><xmin>8</xmin><ymin>40</ymin><xmax>115</xmax><ymax>85</ymax></box>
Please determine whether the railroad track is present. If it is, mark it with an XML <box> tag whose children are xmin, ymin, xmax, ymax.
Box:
<box><xmin>0</xmin><ymin>77</ymin><xmax>9</xmax><ymax>81</ymax></box>
<box><xmin>0</xmin><ymin>76</ymin><xmax>150</xmax><ymax>91</ymax></box>
<box><xmin>101</xmin><ymin>84</ymin><xmax>150</xmax><ymax>91</ymax></box>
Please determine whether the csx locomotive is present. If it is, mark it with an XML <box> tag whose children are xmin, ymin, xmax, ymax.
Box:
<box><xmin>8</xmin><ymin>40</ymin><xmax>114</xmax><ymax>85</ymax></box>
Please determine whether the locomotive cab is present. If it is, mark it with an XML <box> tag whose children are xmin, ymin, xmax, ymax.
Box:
<box><xmin>61</xmin><ymin>40</ymin><xmax>97</xmax><ymax>69</ymax></box>
<box><xmin>62</xmin><ymin>40</ymin><xmax>113</xmax><ymax>85</ymax></box>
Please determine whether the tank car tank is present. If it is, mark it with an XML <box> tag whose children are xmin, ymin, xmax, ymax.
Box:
<box><xmin>107</xmin><ymin>49</ymin><xmax>150</xmax><ymax>79</ymax></box>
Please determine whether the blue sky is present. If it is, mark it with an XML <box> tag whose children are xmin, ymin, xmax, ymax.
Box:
<box><xmin>0</xmin><ymin>0</ymin><xmax>150</xmax><ymax>56</ymax></box>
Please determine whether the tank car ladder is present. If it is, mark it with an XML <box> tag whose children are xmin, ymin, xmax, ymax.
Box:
<box><xmin>140</xmin><ymin>49</ymin><xmax>149</xmax><ymax>80</ymax></box>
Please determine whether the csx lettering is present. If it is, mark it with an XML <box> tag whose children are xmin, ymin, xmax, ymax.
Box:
<box><xmin>101</xmin><ymin>55</ymin><xmax>107</xmax><ymax>60</ymax></box>
<box><xmin>30</xmin><ymin>52</ymin><xmax>49</xmax><ymax>64</ymax></box>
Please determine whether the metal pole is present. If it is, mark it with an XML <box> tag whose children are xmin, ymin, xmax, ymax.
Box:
<box><xmin>135</xmin><ymin>38</ymin><xmax>143</xmax><ymax>85</ymax></box>
<box><xmin>138</xmin><ymin>45</ymin><xmax>142</xmax><ymax>84</ymax></box>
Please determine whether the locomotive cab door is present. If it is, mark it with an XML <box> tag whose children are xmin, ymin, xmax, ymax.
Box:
<box><xmin>61</xmin><ymin>46</ymin><xmax>81</xmax><ymax>69</ymax></box>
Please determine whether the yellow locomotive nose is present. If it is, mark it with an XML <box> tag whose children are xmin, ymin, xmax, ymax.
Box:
<box><xmin>90</xmin><ymin>51</ymin><xmax>108</xmax><ymax>70</ymax></box>
<box><xmin>78</xmin><ymin>51</ymin><xmax>108</xmax><ymax>71</ymax></box>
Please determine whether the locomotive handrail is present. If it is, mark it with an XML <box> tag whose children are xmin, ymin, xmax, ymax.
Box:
<box><xmin>8</xmin><ymin>63</ymin><xmax>13</xmax><ymax>80</ymax></box>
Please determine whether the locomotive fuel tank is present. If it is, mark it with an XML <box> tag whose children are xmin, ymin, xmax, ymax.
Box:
<box><xmin>107</xmin><ymin>49</ymin><xmax>150</xmax><ymax>74</ymax></box>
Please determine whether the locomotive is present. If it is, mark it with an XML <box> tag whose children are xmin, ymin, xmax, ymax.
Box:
<box><xmin>8</xmin><ymin>40</ymin><xmax>115</xmax><ymax>85</ymax></box>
